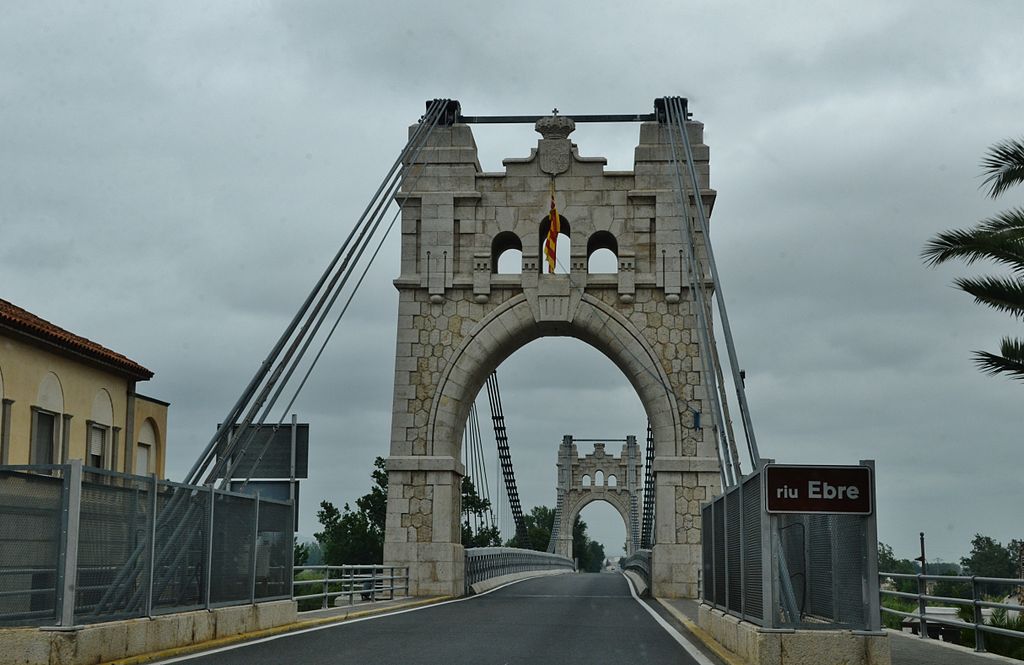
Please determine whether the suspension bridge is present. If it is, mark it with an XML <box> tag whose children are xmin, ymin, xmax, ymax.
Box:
<box><xmin>6</xmin><ymin>97</ymin><xmax>1013</xmax><ymax>665</ymax></box>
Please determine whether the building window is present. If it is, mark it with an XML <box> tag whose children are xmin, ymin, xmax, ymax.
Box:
<box><xmin>88</xmin><ymin>423</ymin><xmax>107</xmax><ymax>469</ymax></box>
<box><xmin>31</xmin><ymin>409</ymin><xmax>58</xmax><ymax>465</ymax></box>
<box><xmin>135</xmin><ymin>442</ymin><xmax>151</xmax><ymax>475</ymax></box>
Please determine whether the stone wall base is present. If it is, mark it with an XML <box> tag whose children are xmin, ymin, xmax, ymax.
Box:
<box><xmin>697</xmin><ymin>603</ymin><xmax>890</xmax><ymax>665</ymax></box>
<box><xmin>0</xmin><ymin>599</ymin><xmax>297</xmax><ymax>665</ymax></box>
<box><xmin>384</xmin><ymin>541</ymin><xmax>465</xmax><ymax>596</ymax></box>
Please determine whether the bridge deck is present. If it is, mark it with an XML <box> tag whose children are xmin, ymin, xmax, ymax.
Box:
<box><xmin>157</xmin><ymin>574</ymin><xmax>720</xmax><ymax>665</ymax></box>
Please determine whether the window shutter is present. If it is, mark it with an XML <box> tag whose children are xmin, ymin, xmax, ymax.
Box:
<box><xmin>89</xmin><ymin>426</ymin><xmax>105</xmax><ymax>458</ymax></box>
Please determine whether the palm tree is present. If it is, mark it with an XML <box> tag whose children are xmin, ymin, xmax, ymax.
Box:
<box><xmin>923</xmin><ymin>137</ymin><xmax>1024</xmax><ymax>379</ymax></box>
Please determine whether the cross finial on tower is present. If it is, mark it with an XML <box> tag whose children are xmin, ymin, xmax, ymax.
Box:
<box><xmin>552</xmin><ymin>108</ymin><xmax>559</xmax><ymax>116</ymax></box>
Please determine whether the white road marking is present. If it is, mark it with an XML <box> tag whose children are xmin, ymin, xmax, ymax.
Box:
<box><xmin>623</xmin><ymin>573</ymin><xmax>718</xmax><ymax>665</ymax></box>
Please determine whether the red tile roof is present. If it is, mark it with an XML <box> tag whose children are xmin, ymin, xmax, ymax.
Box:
<box><xmin>0</xmin><ymin>299</ymin><xmax>154</xmax><ymax>380</ymax></box>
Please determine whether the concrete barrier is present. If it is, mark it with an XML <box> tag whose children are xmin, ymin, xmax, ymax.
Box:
<box><xmin>697</xmin><ymin>603</ymin><xmax>891</xmax><ymax>665</ymax></box>
<box><xmin>0</xmin><ymin>600</ymin><xmax>297</xmax><ymax>665</ymax></box>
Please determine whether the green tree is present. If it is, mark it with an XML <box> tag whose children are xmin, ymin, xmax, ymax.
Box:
<box><xmin>923</xmin><ymin>137</ymin><xmax>1024</xmax><ymax>378</ymax></box>
<box><xmin>878</xmin><ymin>542</ymin><xmax>917</xmax><ymax>593</ymax></box>
<box><xmin>293</xmin><ymin>537</ymin><xmax>310</xmax><ymax>567</ymax></box>
<box><xmin>314</xmin><ymin>457</ymin><xmax>388</xmax><ymax>565</ymax></box>
<box><xmin>520</xmin><ymin>505</ymin><xmax>556</xmax><ymax>551</ymax></box>
<box><xmin>461</xmin><ymin>477</ymin><xmax>501</xmax><ymax>547</ymax></box>
<box><xmin>961</xmin><ymin>534</ymin><xmax>1016</xmax><ymax>578</ymax></box>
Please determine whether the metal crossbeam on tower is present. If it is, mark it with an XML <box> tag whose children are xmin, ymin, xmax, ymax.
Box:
<box><xmin>484</xmin><ymin>371</ymin><xmax>528</xmax><ymax>546</ymax></box>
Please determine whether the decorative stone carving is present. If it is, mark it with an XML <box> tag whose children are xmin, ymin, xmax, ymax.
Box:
<box><xmin>535</xmin><ymin>114</ymin><xmax>576</xmax><ymax>140</ymax></box>
<box><xmin>536</xmin><ymin>114</ymin><xmax>575</xmax><ymax>176</ymax></box>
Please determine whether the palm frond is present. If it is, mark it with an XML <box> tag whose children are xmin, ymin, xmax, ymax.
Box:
<box><xmin>973</xmin><ymin>337</ymin><xmax>1024</xmax><ymax>379</ymax></box>
<box><xmin>981</xmin><ymin>137</ymin><xmax>1024</xmax><ymax>198</ymax></box>
<box><xmin>922</xmin><ymin>212</ymin><xmax>1024</xmax><ymax>272</ymax></box>
<box><xmin>955</xmin><ymin>275</ymin><xmax>1024</xmax><ymax>317</ymax></box>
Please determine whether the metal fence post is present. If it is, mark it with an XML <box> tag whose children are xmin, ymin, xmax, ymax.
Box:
<box><xmin>58</xmin><ymin>459</ymin><xmax>83</xmax><ymax>627</ymax></box>
<box><xmin>972</xmin><ymin>576</ymin><xmax>986</xmax><ymax>652</ymax></box>
<box><xmin>250</xmin><ymin>494</ymin><xmax>260</xmax><ymax>605</ymax></box>
<box><xmin>917</xmin><ymin>573</ymin><xmax>928</xmax><ymax>639</ymax></box>
<box><xmin>204</xmin><ymin>486</ymin><xmax>215</xmax><ymax>609</ymax></box>
<box><xmin>321</xmin><ymin>568</ymin><xmax>329</xmax><ymax>610</ymax></box>
<box><xmin>145</xmin><ymin>473</ymin><xmax>158</xmax><ymax>617</ymax></box>
<box><xmin>861</xmin><ymin>459</ymin><xmax>881</xmax><ymax>631</ymax></box>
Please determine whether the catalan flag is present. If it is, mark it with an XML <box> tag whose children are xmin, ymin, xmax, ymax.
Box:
<box><xmin>544</xmin><ymin>181</ymin><xmax>560</xmax><ymax>273</ymax></box>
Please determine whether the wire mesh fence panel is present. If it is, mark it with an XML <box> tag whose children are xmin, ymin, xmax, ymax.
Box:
<box><xmin>780</xmin><ymin>514</ymin><xmax>807</xmax><ymax>621</ymax></box>
<box><xmin>701</xmin><ymin>503</ymin><xmax>713</xmax><ymax>603</ymax></box>
<box><xmin>255</xmin><ymin>499</ymin><xmax>292</xmax><ymax>600</ymax></box>
<box><xmin>741</xmin><ymin>474</ymin><xmax>762</xmax><ymax>622</ymax></box>
<box><xmin>0</xmin><ymin>470</ymin><xmax>63</xmax><ymax>625</ymax></box>
<box><xmin>210</xmin><ymin>492</ymin><xmax>255</xmax><ymax>605</ymax></box>
<box><xmin>832</xmin><ymin>514</ymin><xmax>866</xmax><ymax>627</ymax></box>
<box><xmin>712</xmin><ymin>500</ymin><xmax>726</xmax><ymax>607</ymax></box>
<box><xmin>151</xmin><ymin>483</ymin><xmax>208</xmax><ymax>613</ymax></box>
<box><xmin>75</xmin><ymin>474</ymin><xmax>153</xmax><ymax>622</ymax></box>
<box><xmin>805</xmin><ymin>514</ymin><xmax>833</xmax><ymax>621</ymax></box>
<box><xmin>726</xmin><ymin>489</ymin><xmax>741</xmax><ymax>613</ymax></box>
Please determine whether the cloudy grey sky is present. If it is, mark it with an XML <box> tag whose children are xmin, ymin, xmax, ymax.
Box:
<box><xmin>2</xmin><ymin>1</ymin><xmax>1021</xmax><ymax>562</ymax></box>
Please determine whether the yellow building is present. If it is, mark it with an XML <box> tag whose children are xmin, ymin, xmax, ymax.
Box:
<box><xmin>0</xmin><ymin>299</ymin><xmax>168</xmax><ymax>477</ymax></box>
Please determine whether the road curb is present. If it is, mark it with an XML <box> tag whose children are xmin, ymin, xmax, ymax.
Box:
<box><xmin>655</xmin><ymin>598</ymin><xmax>745</xmax><ymax>665</ymax></box>
<box><xmin>100</xmin><ymin>596</ymin><xmax>453</xmax><ymax>665</ymax></box>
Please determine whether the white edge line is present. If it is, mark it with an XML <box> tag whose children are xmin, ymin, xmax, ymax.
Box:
<box><xmin>623</xmin><ymin>573</ymin><xmax>718</xmax><ymax>665</ymax></box>
<box><xmin>150</xmin><ymin>574</ymin><xmax>550</xmax><ymax>664</ymax></box>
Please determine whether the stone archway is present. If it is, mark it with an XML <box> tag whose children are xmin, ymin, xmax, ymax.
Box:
<box><xmin>550</xmin><ymin>437</ymin><xmax>640</xmax><ymax>560</ymax></box>
<box><xmin>383</xmin><ymin>112</ymin><xmax>722</xmax><ymax>597</ymax></box>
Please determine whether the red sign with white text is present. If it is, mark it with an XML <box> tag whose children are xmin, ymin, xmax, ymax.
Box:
<box><xmin>763</xmin><ymin>465</ymin><xmax>873</xmax><ymax>515</ymax></box>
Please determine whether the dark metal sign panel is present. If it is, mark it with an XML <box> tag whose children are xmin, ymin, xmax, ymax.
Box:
<box><xmin>763</xmin><ymin>464</ymin><xmax>873</xmax><ymax>515</ymax></box>
<box><xmin>215</xmin><ymin>424</ymin><xmax>309</xmax><ymax>479</ymax></box>
<box><xmin>229</xmin><ymin>480</ymin><xmax>299</xmax><ymax>523</ymax></box>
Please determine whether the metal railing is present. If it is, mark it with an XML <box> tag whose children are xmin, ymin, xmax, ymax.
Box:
<box><xmin>0</xmin><ymin>462</ymin><xmax>293</xmax><ymax>627</ymax></box>
<box><xmin>621</xmin><ymin>549</ymin><xmax>652</xmax><ymax>592</ymax></box>
<box><xmin>465</xmin><ymin>547</ymin><xmax>574</xmax><ymax>593</ymax></box>
<box><xmin>880</xmin><ymin>572</ymin><xmax>1024</xmax><ymax>653</ymax></box>
<box><xmin>293</xmin><ymin>565</ymin><xmax>409</xmax><ymax>610</ymax></box>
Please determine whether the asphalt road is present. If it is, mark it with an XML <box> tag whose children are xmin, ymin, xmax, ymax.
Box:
<box><xmin>162</xmin><ymin>573</ymin><xmax>718</xmax><ymax>665</ymax></box>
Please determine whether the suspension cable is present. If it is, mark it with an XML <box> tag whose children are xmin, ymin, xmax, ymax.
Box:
<box><xmin>663</xmin><ymin>98</ymin><xmax>734</xmax><ymax>488</ymax></box>
<box><xmin>211</xmin><ymin>100</ymin><xmax>447</xmax><ymax>488</ymax></box>
<box><xmin>666</xmin><ymin>96</ymin><xmax>762</xmax><ymax>470</ymax></box>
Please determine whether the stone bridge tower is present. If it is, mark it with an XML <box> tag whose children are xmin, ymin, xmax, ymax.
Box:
<box><xmin>383</xmin><ymin>101</ymin><xmax>722</xmax><ymax>598</ymax></box>
<box><xmin>550</xmin><ymin>436</ymin><xmax>641</xmax><ymax>560</ymax></box>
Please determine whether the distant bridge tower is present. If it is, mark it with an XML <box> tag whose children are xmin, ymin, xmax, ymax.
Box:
<box><xmin>549</xmin><ymin>436</ymin><xmax>641</xmax><ymax>559</ymax></box>
<box><xmin>383</xmin><ymin>100</ymin><xmax>722</xmax><ymax>598</ymax></box>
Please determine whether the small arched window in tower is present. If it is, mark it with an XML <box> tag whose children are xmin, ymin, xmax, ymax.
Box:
<box><xmin>538</xmin><ymin>216</ymin><xmax>571</xmax><ymax>274</ymax></box>
<box><xmin>595</xmin><ymin>470</ymin><xmax>604</xmax><ymax>486</ymax></box>
<box><xmin>607</xmin><ymin>474</ymin><xmax>618</xmax><ymax>487</ymax></box>
<box><xmin>581</xmin><ymin>474</ymin><xmax>591</xmax><ymax>487</ymax></box>
<box><xmin>491</xmin><ymin>231</ymin><xmax>523</xmax><ymax>274</ymax></box>
<box><xmin>491</xmin><ymin>230</ymin><xmax>524</xmax><ymax>272</ymax></box>
<box><xmin>587</xmin><ymin>231</ymin><xmax>618</xmax><ymax>273</ymax></box>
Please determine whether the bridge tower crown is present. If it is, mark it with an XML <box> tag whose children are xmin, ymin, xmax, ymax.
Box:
<box><xmin>384</xmin><ymin>102</ymin><xmax>721</xmax><ymax>597</ymax></box>
<box><xmin>550</xmin><ymin>436</ymin><xmax>642</xmax><ymax>560</ymax></box>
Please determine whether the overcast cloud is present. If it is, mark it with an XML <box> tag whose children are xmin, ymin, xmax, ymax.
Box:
<box><xmin>2</xmin><ymin>1</ymin><xmax>1022</xmax><ymax>562</ymax></box>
